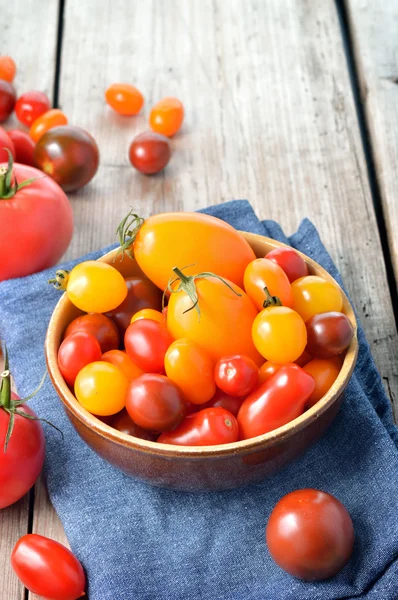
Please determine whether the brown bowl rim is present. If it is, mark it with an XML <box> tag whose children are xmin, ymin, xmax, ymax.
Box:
<box><xmin>45</xmin><ymin>231</ymin><xmax>358</xmax><ymax>459</ymax></box>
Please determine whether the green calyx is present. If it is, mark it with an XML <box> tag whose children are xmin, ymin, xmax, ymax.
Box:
<box><xmin>0</xmin><ymin>148</ymin><xmax>38</xmax><ymax>199</ymax></box>
<box><xmin>116</xmin><ymin>208</ymin><xmax>145</xmax><ymax>260</ymax></box>
<box><xmin>48</xmin><ymin>269</ymin><xmax>70</xmax><ymax>291</ymax></box>
<box><xmin>262</xmin><ymin>286</ymin><xmax>282</xmax><ymax>308</ymax></box>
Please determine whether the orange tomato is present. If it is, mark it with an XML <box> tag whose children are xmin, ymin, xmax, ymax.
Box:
<box><xmin>164</xmin><ymin>338</ymin><xmax>215</xmax><ymax>404</ymax></box>
<box><xmin>167</xmin><ymin>274</ymin><xmax>262</xmax><ymax>365</ymax></box>
<box><xmin>30</xmin><ymin>109</ymin><xmax>68</xmax><ymax>142</ymax></box>
<box><xmin>258</xmin><ymin>361</ymin><xmax>280</xmax><ymax>385</ymax></box>
<box><xmin>252</xmin><ymin>306</ymin><xmax>307</xmax><ymax>364</ymax></box>
<box><xmin>149</xmin><ymin>97</ymin><xmax>184</xmax><ymax>137</ymax></box>
<box><xmin>244</xmin><ymin>258</ymin><xmax>293</xmax><ymax>310</ymax></box>
<box><xmin>105</xmin><ymin>83</ymin><xmax>144</xmax><ymax>116</ymax></box>
<box><xmin>0</xmin><ymin>56</ymin><xmax>16</xmax><ymax>82</ymax></box>
<box><xmin>130</xmin><ymin>308</ymin><xmax>165</xmax><ymax>325</ymax></box>
<box><xmin>101</xmin><ymin>349</ymin><xmax>143</xmax><ymax>382</ymax></box>
<box><xmin>303</xmin><ymin>358</ymin><xmax>341</xmax><ymax>408</ymax></box>
<box><xmin>291</xmin><ymin>276</ymin><xmax>343</xmax><ymax>322</ymax></box>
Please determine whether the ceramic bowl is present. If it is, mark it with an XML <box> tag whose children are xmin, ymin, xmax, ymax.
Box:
<box><xmin>45</xmin><ymin>232</ymin><xmax>358</xmax><ymax>491</ymax></box>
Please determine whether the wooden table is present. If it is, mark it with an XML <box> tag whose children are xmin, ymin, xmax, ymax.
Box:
<box><xmin>1</xmin><ymin>1</ymin><xmax>398</xmax><ymax>597</ymax></box>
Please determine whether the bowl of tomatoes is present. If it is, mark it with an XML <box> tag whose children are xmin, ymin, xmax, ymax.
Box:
<box><xmin>45</xmin><ymin>211</ymin><xmax>358</xmax><ymax>491</ymax></box>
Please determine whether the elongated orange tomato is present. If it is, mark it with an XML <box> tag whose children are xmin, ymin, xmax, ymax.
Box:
<box><xmin>244</xmin><ymin>258</ymin><xmax>293</xmax><ymax>310</ymax></box>
<box><xmin>118</xmin><ymin>211</ymin><xmax>256</xmax><ymax>290</ymax></box>
<box><xmin>167</xmin><ymin>271</ymin><xmax>263</xmax><ymax>365</ymax></box>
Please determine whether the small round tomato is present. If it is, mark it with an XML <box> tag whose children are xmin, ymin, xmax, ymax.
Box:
<box><xmin>75</xmin><ymin>361</ymin><xmax>129</xmax><ymax>416</ymax></box>
<box><xmin>11</xmin><ymin>533</ymin><xmax>86</xmax><ymax>600</ymax></box>
<box><xmin>291</xmin><ymin>276</ymin><xmax>343</xmax><ymax>322</ymax></box>
<box><xmin>29</xmin><ymin>108</ymin><xmax>68</xmax><ymax>142</ymax></box>
<box><xmin>0</xmin><ymin>80</ymin><xmax>16</xmax><ymax>122</ymax></box>
<box><xmin>0</xmin><ymin>56</ymin><xmax>16</xmax><ymax>82</ymax></box>
<box><xmin>203</xmin><ymin>388</ymin><xmax>245</xmax><ymax>417</ymax></box>
<box><xmin>101</xmin><ymin>349</ymin><xmax>143</xmax><ymax>382</ymax></box>
<box><xmin>125</xmin><ymin>319</ymin><xmax>173</xmax><ymax>373</ymax></box>
<box><xmin>158</xmin><ymin>407</ymin><xmax>239</xmax><ymax>446</ymax></box>
<box><xmin>252</xmin><ymin>306</ymin><xmax>307</xmax><ymax>364</ymax></box>
<box><xmin>131</xmin><ymin>308</ymin><xmax>165</xmax><ymax>324</ymax></box>
<box><xmin>64</xmin><ymin>313</ymin><xmax>120</xmax><ymax>353</ymax></box>
<box><xmin>105</xmin><ymin>83</ymin><xmax>144</xmax><ymax>115</ymax></box>
<box><xmin>266</xmin><ymin>247</ymin><xmax>308</xmax><ymax>283</ymax></box>
<box><xmin>149</xmin><ymin>97</ymin><xmax>184</xmax><ymax>137</ymax></box>
<box><xmin>266</xmin><ymin>489</ymin><xmax>354</xmax><ymax>580</ymax></box>
<box><xmin>258</xmin><ymin>361</ymin><xmax>280</xmax><ymax>385</ymax></box>
<box><xmin>129</xmin><ymin>131</ymin><xmax>171</xmax><ymax>174</ymax></box>
<box><xmin>111</xmin><ymin>409</ymin><xmax>157</xmax><ymax>440</ymax></box>
<box><xmin>244</xmin><ymin>258</ymin><xmax>293</xmax><ymax>310</ymax></box>
<box><xmin>165</xmin><ymin>338</ymin><xmax>216</xmax><ymax>404</ymax></box>
<box><xmin>303</xmin><ymin>358</ymin><xmax>341</xmax><ymax>408</ymax></box>
<box><xmin>0</xmin><ymin>126</ymin><xmax>15</xmax><ymax>162</ymax></box>
<box><xmin>306</xmin><ymin>311</ymin><xmax>354</xmax><ymax>358</ymax></box>
<box><xmin>6</xmin><ymin>130</ymin><xmax>35</xmax><ymax>166</ymax></box>
<box><xmin>15</xmin><ymin>91</ymin><xmax>51</xmax><ymax>126</ymax></box>
<box><xmin>58</xmin><ymin>331</ymin><xmax>102</xmax><ymax>387</ymax></box>
<box><xmin>34</xmin><ymin>125</ymin><xmax>99</xmax><ymax>192</ymax></box>
<box><xmin>215</xmin><ymin>355</ymin><xmax>259</xmax><ymax>397</ymax></box>
<box><xmin>126</xmin><ymin>373</ymin><xmax>186</xmax><ymax>432</ymax></box>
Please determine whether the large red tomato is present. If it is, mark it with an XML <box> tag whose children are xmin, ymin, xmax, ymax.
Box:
<box><xmin>0</xmin><ymin>158</ymin><xmax>73</xmax><ymax>281</ymax></box>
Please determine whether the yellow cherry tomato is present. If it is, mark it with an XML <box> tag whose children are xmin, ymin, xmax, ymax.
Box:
<box><xmin>244</xmin><ymin>258</ymin><xmax>293</xmax><ymax>310</ymax></box>
<box><xmin>252</xmin><ymin>306</ymin><xmax>307</xmax><ymax>364</ymax></box>
<box><xmin>74</xmin><ymin>361</ymin><xmax>129</xmax><ymax>416</ymax></box>
<box><xmin>303</xmin><ymin>358</ymin><xmax>341</xmax><ymax>408</ymax></box>
<box><xmin>130</xmin><ymin>308</ymin><xmax>165</xmax><ymax>325</ymax></box>
<box><xmin>291</xmin><ymin>276</ymin><xmax>343</xmax><ymax>322</ymax></box>
<box><xmin>101</xmin><ymin>349</ymin><xmax>143</xmax><ymax>382</ymax></box>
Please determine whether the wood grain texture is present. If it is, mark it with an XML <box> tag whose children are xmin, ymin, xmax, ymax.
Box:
<box><xmin>346</xmin><ymin>0</ymin><xmax>398</xmax><ymax>283</ymax></box>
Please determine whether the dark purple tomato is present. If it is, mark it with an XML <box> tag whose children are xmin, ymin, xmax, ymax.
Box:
<box><xmin>128</xmin><ymin>131</ymin><xmax>171</xmax><ymax>174</ymax></box>
<box><xmin>0</xmin><ymin>80</ymin><xmax>16</xmax><ymax>122</ymax></box>
<box><xmin>34</xmin><ymin>125</ymin><xmax>99</xmax><ymax>192</ymax></box>
<box><xmin>306</xmin><ymin>312</ymin><xmax>354</xmax><ymax>359</ymax></box>
<box><xmin>111</xmin><ymin>409</ymin><xmax>157</xmax><ymax>441</ymax></box>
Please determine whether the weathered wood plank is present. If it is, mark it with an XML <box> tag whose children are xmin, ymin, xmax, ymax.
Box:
<box><xmin>346</xmin><ymin>0</ymin><xmax>398</xmax><ymax>283</ymax></box>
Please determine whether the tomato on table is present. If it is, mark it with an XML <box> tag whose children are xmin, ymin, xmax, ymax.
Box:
<box><xmin>101</xmin><ymin>349</ymin><xmax>143</xmax><ymax>382</ymax></box>
<box><xmin>29</xmin><ymin>108</ymin><xmax>68</xmax><ymax>142</ymax></box>
<box><xmin>75</xmin><ymin>361</ymin><xmax>129</xmax><ymax>416</ymax></box>
<box><xmin>58</xmin><ymin>331</ymin><xmax>102</xmax><ymax>387</ymax></box>
<box><xmin>252</xmin><ymin>305</ymin><xmax>307</xmax><ymax>364</ymax></box>
<box><xmin>158</xmin><ymin>407</ymin><xmax>239</xmax><ymax>446</ymax></box>
<box><xmin>244</xmin><ymin>258</ymin><xmax>293</xmax><ymax>310</ymax></box>
<box><xmin>291</xmin><ymin>276</ymin><xmax>343</xmax><ymax>322</ymax></box>
<box><xmin>303</xmin><ymin>358</ymin><xmax>341</xmax><ymax>408</ymax></box>
<box><xmin>202</xmin><ymin>388</ymin><xmax>245</xmax><ymax>417</ymax></box>
<box><xmin>64</xmin><ymin>313</ymin><xmax>120</xmax><ymax>353</ymax></box>
<box><xmin>6</xmin><ymin>130</ymin><xmax>36</xmax><ymax>166</ymax></box>
<box><xmin>0</xmin><ymin>79</ymin><xmax>16</xmax><ymax>122</ymax></box>
<box><xmin>149</xmin><ymin>96</ymin><xmax>184</xmax><ymax>137</ymax></box>
<box><xmin>129</xmin><ymin>131</ymin><xmax>171</xmax><ymax>174</ymax></box>
<box><xmin>15</xmin><ymin>90</ymin><xmax>51</xmax><ymax>126</ymax></box>
<box><xmin>215</xmin><ymin>355</ymin><xmax>259</xmax><ymax>397</ymax></box>
<box><xmin>266</xmin><ymin>247</ymin><xmax>308</xmax><ymax>283</ymax></box>
<box><xmin>306</xmin><ymin>311</ymin><xmax>354</xmax><ymax>358</ymax></box>
<box><xmin>0</xmin><ymin>55</ymin><xmax>16</xmax><ymax>82</ymax></box>
<box><xmin>0</xmin><ymin>126</ymin><xmax>15</xmax><ymax>162</ymax></box>
<box><xmin>105</xmin><ymin>83</ymin><xmax>144</xmax><ymax>115</ymax></box>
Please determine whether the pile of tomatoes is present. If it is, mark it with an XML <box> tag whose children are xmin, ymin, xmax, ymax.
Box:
<box><xmin>55</xmin><ymin>211</ymin><xmax>354</xmax><ymax>447</ymax></box>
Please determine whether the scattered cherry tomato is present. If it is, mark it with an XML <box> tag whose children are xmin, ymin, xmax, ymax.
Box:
<box><xmin>58</xmin><ymin>331</ymin><xmax>102</xmax><ymax>387</ymax></box>
<box><xmin>126</xmin><ymin>373</ymin><xmax>186</xmax><ymax>432</ymax></box>
<box><xmin>149</xmin><ymin>97</ymin><xmax>184</xmax><ymax>137</ymax></box>
<box><xmin>0</xmin><ymin>56</ymin><xmax>16</xmax><ymax>82</ymax></box>
<box><xmin>266</xmin><ymin>247</ymin><xmax>308</xmax><ymax>283</ymax></box>
<box><xmin>0</xmin><ymin>80</ymin><xmax>16</xmax><ymax>122</ymax></box>
<box><xmin>215</xmin><ymin>355</ymin><xmax>259</xmax><ymax>397</ymax></box>
<box><xmin>64</xmin><ymin>313</ymin><xmax>120</xmax><ymax>353</ymax></box>
<box><xmin>237</xmin><ymin>364</ymin><xmax>315</xmax><ymax>439</ymax></box>
<box><xmin>129</xmin><ymin>131</ymin><xmax>171</xmax><ymax>174</ymax></box>
<box><xmin>252</xmin><ymin>306</ymin><xmax>307</xmax><ymax>364</ymax></box>
<box><xmin>101</xmin><ymin>349</ymin><xmax>143</xmax><ymax>382</ymax></box>
<box><xmin>105</xmin><ymin>83</ymin><xmax>144</xmax><ymax>115</ymax></box>
<box><xmin>202</xmin><ymin>388</ymin><xmax>245</xmax><ymax>417</ymax></box>
<box><xmin>303</xmin><ymin>358</ymin><xmax>341</xmax><ymax>408</ymax></box>
<box><xmin>158</xmin><ymin>407</ymin><xmax>238</xmax><ymax>446</ymax></box>
<box><xmin>75</xmin><ymin>361</ymin><xmax>129</xmax><ymax>416</ymax></box>
<box><xmin>6</xmin><ymin>130</ymin><xmax>35</xmax><ymax>166</ymax></box>
<box><xmin>125</xmin><ymin>318</ymin><xmax>173</xmax><ymax>373</ymax></box>
<box><xmin>258</xmin><ymin>361</ymin><xmax>280</xmax><ymax>385</ymax></box>
<box><xmin>244</xmin><ymin>258</ymin><xmax>293</xmax><ymax>310</ymax></box>
<box><xmin>131</xmin><ymin>308</ymin><xmax>165</xmax><ymax>324</ymax></box>
<box><xmin>306</xmin><ymin>311</ymin><xmax>354</xmax><ymax>358</ymax></box>
<box><xmin>111</xmin><ymin>409</ymin><xmax>157</xmax><ymax>441</ymax></box>
<box><xmin>15</xmin><ymin>91</ymin><xmax>51</xmax><ymax>126</ymax></box>
<box><xmin>266</xmin><ymin>489</ymin><xmax>354</xmax><ymax>580</ymax></box>
<box><xmin>11</xmin><ymin>533</ymin><xmax>86</xmax><ymax>600</ymax></box>
<box><xmin>165</xmin><ymin>338</ymin><xmax>216</xmax><ymax>404</ymax></box>
<box><xmin>0</xmin><ymin>126</ymin><xmax>15</xmax><ymax>162</ymax></box>
<box><xmin>292</xmin><ymin>276</ymin><xmax>343</xmax><ymax>322</ymax></box>
<box><xmin>29</xmin><ymin>108</ymin><xmax>68</xmax><ymax>142</ymax></box>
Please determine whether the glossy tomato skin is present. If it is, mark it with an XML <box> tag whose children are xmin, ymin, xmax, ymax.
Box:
<box><xmin>125</xmin><ymin>319</ymin><xmax>173</xmax><ymax>373</ymax></box>
<box><xmin>0</xmin><ymin>163</ymin><xmax>73</xmax><ymax>282</ymax></box>
<box><xmin>111</xmin><ymin>409</ymin><xmax>157</xmax><ymax>441</ymax></box>
<box><xmin>75</xmin><ymin>361</ymin><xmax>129</xmax><ymax>416</ymax></box>
<box><xmin>65</xmin><ymin>261</ymin><xmax>127</xmax><ymax>313</ymax></box>
<box><xmin>129</xmin><ymin>131</ymin><xmax>171</xmax><ymax>174</ymax></box>
<box><xmin>131</xmin><ymin>308</ymin><xmax>165</xmax><ymax>324</ymax></box>
<box><xmin>0</xmin><ymin>399</ymin><xmax>45</xmax><ymax>509</ymax></box>
<box><xmin>105</xmin><ymin>83</ymin><xmax>144</xmax><ymax>115</ymax></box>
<box><xmin>11</xmin><ymin>533</ymin><xmax>86</xmax><ymax>600</ymax></box>
<box><xmin>34</xmin><ymin>125</ymin><xmax>99</xmax><ymax>192</ymax></box>
<box><xmin>0</xmin><ymin>56</ymin><xmax>16</xmax><ymax>82</ymax></box>
<box><xmin>292</xmin><ymin>276</ymin><xmax>343</xmax><ymax>322</ymax></box>
<box><xmin>258</xmin><ymin>361</ymin><xmax>280</xmax><ymax>385</ymax></box>
<box><xmin>266</xmin><ymin>489</ymin><xmax>354</xmax><ymax>581</ymax></box>
<box><xmin>306</xmin><ymin>312</ymin><xmax>354</xmax><ymax>358</ymax></box>
<box><xmin>202</xmin><ymin>388</ymin><xmax>245</xmax><ymax>417</ymax></box>
<box><xmin>64</xmin><ymin>313</ymin><xmax>120</xmax><ymax>353</ymax></box>
<box><xmin>244</xmin><ymin>258</ymin><xmax>293</xmax><ymax>310</ymax></box>
<box><xmin>15</xmin><ymin>91</ymin><xmax>51</xmax><ymax>126</ymax></box>
<box><xmin>0</xmin><ymin>80</ymin><xmax>16</xmax><ymax>122</ymax></box>
<box><xmin>58</xmin><ymin>331</ymin><xmax>102</xmax><ymax>387</ymax></box>
<box><xmin>303</xmin><ymin>358</ymin><xmax>341</xmax><ymax>408</ymax></box>
<box><xmin>30</xmin><ymin>108</ymin><xmax>68</xmax><ymax>142</ymax></box>
<box><xmin>158</xmin><ymin>407</ymin><xmax>239</xmax><ymax>446</ymax></box>
<box><xmin>126</xmin><ymin>373</ymin><xmax>186</xmax><ymax>432</ymax></box>
<box><xmin>252</xmin><ymin>306</ymin><xmax>307</xmax><ymax>364</ymax></box>
<box><xmin>0</xmin><ymin>126</ymin><xmax>15</xmax><ymax>162</ymax></box>
<box><xmin>7</xmin><ymin>130</ymin><xmax>36</xmax><ymax>166</ymax></box>
<box><xmin>237</xmin><ymin>364</ymin><xmax>315</xmax><ymax>439</ymax></box>
<box><xmin>266</xmin><ymin>247</ymin><xmax>308</xmax><ymax>283</ymax></box>
<box><xmin>149</xmin><ymin>97</ymin><xmax>184</xmax><ymax>137</ymax></box>
<box><xmin>215</xmin><ymin>355</ymin><xmax>259</xmax><ymax>397</ymax></box>
<box><xmin>101</xmin><ymin>349</ymin><xmax>143</xmax><ymax>382</ymax></box>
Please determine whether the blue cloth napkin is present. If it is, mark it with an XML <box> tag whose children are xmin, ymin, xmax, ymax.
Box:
<box><xmin>1</xmin><ymin>200</ymin><xmax>398</xmax><ymax>600</ymax></box>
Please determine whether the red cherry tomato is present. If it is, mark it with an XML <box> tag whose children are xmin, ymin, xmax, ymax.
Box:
<box><xmin>244</xmin><ymin>258</ymin><xmax>293</xmax><ymax>310</ymax></box>
<box><xmin>215</xmin><ymin>355</ymin><xmax>259</xmax><ymax>397</ymax></box>
<box><xmin>11</xmin><ymin>533</ymin><xmax>86</xmax><ymax>600</ymax></box>
<box><xmin>105</xmin><ymin>83</ymin><xmax>144</xmax><ymax>115</ymax></box>
<box><xmin>7</xmin><ymin>130</ymin><xmax>36</xmax><ymax>166</ymax></box>
<box><xmin>266</xmin><ymin>247</ymin><xmax>309</xmax><ymax>283</ymax></box>
<box><xmin>129</xmin><ymin>131</ymin><xmax>171</xmax><ymax>174</ymax></box>
<box><xmin>111</xmin><ymin>409</ymin><xmax>157</xmax><ymax>441</ymax></box>
<box><xmin>29</xmin><ymin>108</ymin><xmax>68</xmax><ymax>142</ymax></box>
<box><xmin>125</xmin><ymin>319</ymin><xmax>173</xmax><ymax>373</ymax></box>
<box><xmin>126</xmin><ymin>373</ymin><xmax>186</xmax><ymax>432</ymax></box>
<box><xmin>202</xmin><ymin>387</ymin><xmax>245</xmax><ymax>417</ymax></box>
<box><xmin>306</xmin><ymin>311</ymin><xmax>354</xmax><ymax>358</ymax></box>
<box><xmin>237</xmin><ymin>364</ymin><xmax>315</xmax><ymax>439</ymax></box>
<box><xmin>266</xmin><ymin>489</ymin><xmax>354</xmax><ymax>580</ymax></box>
<box><xmin>303</xmin><ymin>358</ymin><xmax>341</xmax><ymax>408</ymax></box>
<box><xmin>58</xmin><ymin>331</ymin><xmax>102</xmax><ymax>387</ymax></box>
<box><xmin>149</xmin><ymin>97</ymin><xmax>184</xmax><ymax>137</ymax></box>
<box><xmin>0</xmin><ymin>80</ymin><xmax>16</xmax><ymax>122</ymax></box>
<box><xmin>158</xmin><ymin>407</ymin><xmax>239</xmax><ymax>446</ymax></box>
<box><xmin>0</xmin><ymin>55</ymin><xmax>16</xmax><ymax>82</ymax></box>
<box><xmin>64</xmin><ymin>313</ymin><xmax>120</xmax><ymax>353</ymax></box>
<box><xmin>0</xmin><ymin>126</ymin><xmax>15</xmax><ymax>162</ymax></box>
<box><xmin>15</xmin><ymin>91</ymin><xmax>51</xmax><ymax>126</ymax></box>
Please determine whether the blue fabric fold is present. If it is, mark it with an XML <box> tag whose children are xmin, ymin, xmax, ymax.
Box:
<box><xmin>1</xmin><ymin>200</ymin><xmax>398</xmax><ymax>600</ymax></box>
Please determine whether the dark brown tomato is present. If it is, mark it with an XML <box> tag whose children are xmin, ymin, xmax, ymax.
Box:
<box><xmin>306</xmin><ymin>312</ymin><xmax>354</xmax><ymax>359</ymax></box>
<box><xmin>128</xmin><ymin>131</ymin><xmax>171</xmax><ymax>174</ymax></box>
<box><xmin>111</xmin><ymin>409</ymin><xmax>157</xmax><ymax>441</ymax></box>
<box><xmin>0</xmin><ymin>80</ymin><xmax>16</xmax><ymax>122</ymax></box>
<box><xmin>64</xmin><ymin>313</ymin><xmax>120</xmax><ymax>353</ymax></box>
